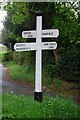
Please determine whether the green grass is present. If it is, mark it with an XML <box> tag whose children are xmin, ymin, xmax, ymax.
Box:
<box><xmin>0</xmin><ymin>51</ymin><xmax>8</xmax><ymax>62</ymax></box>
<box><xmin>3</xmin><ymin>62</ymin><xmax>48</xmax><ymax>85</ymax></box>
<box><xmin>0</xmin><ymin>52</ymin><xmax>4</xmax><ymax>62</ymax></box>
<box><xmin>2</xmin><ymin>94</ymin><xmax>80</xmax><ymax>119</ymax></box>
<box><xmin>4</xmin><ymin>62</ymin><xmax>35</xmax><ymax>83</ymax></box>
<box><xmin>0</xmin><ymin>94</ymin><xmax>2</xmax><ymax>120</ymax></box>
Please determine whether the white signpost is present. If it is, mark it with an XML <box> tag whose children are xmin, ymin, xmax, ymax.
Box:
<box><xmin>14</xmin><ymin>11</ymin><xmax>59</xmax><ymax>102</ymax></box>
<box><xmin>14</xmin><ymin>42</ymin><xmax>57</xmax><ymax>51</ymax></box>
<box><xmin>22</xmin><ymin>29</ymin><xmax>59</xmax><ymax>38</ymax></box>
<box><xmin>14</xmin><ymin>43</ymin><xmax>36</xmax><ymax>51</ymax></box>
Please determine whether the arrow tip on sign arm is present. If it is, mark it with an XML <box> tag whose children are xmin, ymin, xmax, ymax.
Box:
<box><xmin>14</xmin><ymin>45</ymin><xmax>15</xmax><ymax>50</ymax></box>
<box><xmin>54</xmin><ymin>29</ymin><xmax>59</xmax><ymax>37</ymax></box>
<box><xmin>57</xmin><ymin>29</ymin><xmax>59</xmax><ymax>37</ymax></box>
<box><xmin>22</xmin><ymin>31</ymin><xmax>25</xmax><ymax>38</ymax></box>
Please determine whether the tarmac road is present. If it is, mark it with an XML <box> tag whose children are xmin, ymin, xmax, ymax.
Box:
<box><xmin>0</xmin><ymin>64</ymin><xmax>53</xmax><ymax>98</ymax></box>
<box><xmin>0</xmin><ymin>64</ymin><xmax>34</xmax><ymax>96</ymax></box>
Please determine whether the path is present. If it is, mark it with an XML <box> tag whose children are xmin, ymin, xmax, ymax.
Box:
<box><xmin>0</xmin><ymin>64</ymin><xmax>34</xmax><ymax>96</ymax></box>
<box><xmin>0</xmin><ymin>64</ymin><xmax>80</xmax><ymax>105</ymax></box>
<box><xmin>0</xmin><ymin>64</ymin><xmax>51</xmax><ymax>96</ymax></box>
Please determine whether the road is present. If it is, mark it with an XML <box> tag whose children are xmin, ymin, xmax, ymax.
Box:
<box><xmin>0</xmin><ymin>64</ymin><xmax>52</xmax><ymax>96</ymax></box>
<box><xmin>0</xmin><ymin>64</ymin><xmax>79</xmax><ymax>104</ymax></box>
<box><xmin>0</xmin><ymin>64</ymin><xmax>34</xmax><ymax>96</ymax></box>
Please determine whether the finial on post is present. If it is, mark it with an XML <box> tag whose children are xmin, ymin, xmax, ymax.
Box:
<box><xmin>35</xmin><ymin>10</ymin><xmax>43</xmax><ymax>16</ymax></box>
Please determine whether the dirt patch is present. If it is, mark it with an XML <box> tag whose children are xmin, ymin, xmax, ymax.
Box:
<box><xmin>49</xmin><ymin>80</ymin><xmax>80</xmax><ymax>104</ymax></box>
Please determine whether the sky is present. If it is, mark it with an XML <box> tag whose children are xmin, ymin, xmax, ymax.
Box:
<box><xmin>0</xmin><ymin>10</ymin><xmax>7</xmax><ymax>32</ymax></box>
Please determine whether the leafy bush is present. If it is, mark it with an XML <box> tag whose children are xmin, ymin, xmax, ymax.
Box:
<box><xmin>3</xmin><ymin>51</ymin><xmax>13</xmax><ymax>61</ymax></box>
<box><xmin>0</xmin><ymin>52</ymin><xmax>3</xmax><ymax>62</ymax></box>
<box><xmin>58</xmin><ymin>46</ymin><xmax>80</xmax><ymax>83</ymax></box>
<box><xmin>13</xmin><ymin>51</ymin><xmax>35</xmax><ymax>65</ymax></box>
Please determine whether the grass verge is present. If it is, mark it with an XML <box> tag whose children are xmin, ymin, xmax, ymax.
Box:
<box><xmin>3</xmin><ymin>61</ymin><xmax>48</xmax><ymax>85</ymax></box>
<box><xmin>2</xmin><ymin>94</ymin><xmax>80</xmax><ymax>119</ymax></box>
<box><xmin>4</xmin><ymin>62</ymin><xmax>35</xmax><ymax>83</ymax></box>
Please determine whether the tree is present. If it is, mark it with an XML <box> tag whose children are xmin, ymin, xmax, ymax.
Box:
<box><xmin>2</xmin><ymin>2</ymin><xmax>80</xmax><ymax>83</ymax></box>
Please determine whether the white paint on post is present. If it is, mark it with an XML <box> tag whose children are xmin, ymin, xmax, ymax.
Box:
<box><xmin>35</xmin><ymin>16</ymin><xmax>42</xmax><ymax>92</ymax></box>
<box><xmin>14</xmin><ymin>11</ymin><xmax>59</xmax><ymax>102</ymax></box>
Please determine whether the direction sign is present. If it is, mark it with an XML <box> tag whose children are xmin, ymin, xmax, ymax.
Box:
<box><xmin>14</xmin><ymin>43</ymin><xmax>36</xmax><ymax>51</ymax></box>
<box><xmin>14</xmin><ymin>42</ymin><xmax>57</xmax><ymax>51</ymax></box>
<box><xmin>14</xmin><ymin>11</ymin><xmax>59</xmax><ymax>102</ymax></box>
<box><xmin>22</xmin><ymin>31</ymin><xmax>36</xmax><ymax>38</ymax></box>
<box><xmin>42</xmin><ymin>42</ymin><xmax>57</xmax><ymax>50</ymax></box>
<box><xmin>22</xmin><ymin>29</ymin><xmax>59</xmax><ymax>38</ymax></box>
<box><xmin>42</xmin><ymin>29</ymin><xmax>59</xmax><ymax>38</ymax></box>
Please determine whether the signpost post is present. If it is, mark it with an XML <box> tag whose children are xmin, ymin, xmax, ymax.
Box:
<box><xmin>14</xmin><ymin>11</ymin><xmax>59</xmax><ymax>102</ymax></box>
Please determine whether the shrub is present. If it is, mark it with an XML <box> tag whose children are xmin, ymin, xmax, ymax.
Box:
<box><xmin>13</xmin><ymin>51</ymin><xmax>35</xmax><ymax>65</ymax></box>
<box><xmin>3</xmin><ymin>51</ymin><xmax>13</xmax><ymax>61</ymax></box>
<box><xmin>58</xmin><ymin>47</ymin><xmax>80</xmax><ymax>83</ymax></box>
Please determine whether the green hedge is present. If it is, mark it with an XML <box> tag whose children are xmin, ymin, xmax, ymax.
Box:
<box><xmin>13</xmin><ymin>51</ymin><xmax>35</xmax><ymax>65</ymax></box>
<box><xmin>58</xmin><ymin>47</ymin><xmax>80</xmax><ymax>83</ymax></box>
<box><xmin>2</xmin><ymin>51</ymin><xmax>13</xmax><ymax>62</ymax></box>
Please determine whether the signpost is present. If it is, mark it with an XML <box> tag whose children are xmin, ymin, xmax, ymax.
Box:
<box><xmin>14</xmin><ymin>42</ymin><xmax>57</xmax><ymax>51</ymax></box>
<box><xmin>14</xmin><ymin>11</ymin><xmax>59</xmax><ymax>102</ymax></box>
<box><xmin>22</xmin><ymin>29</ymin><xmax>59</xmax><ymax>38</ymax></box>
<box><xmin>14</xmin><ymin>43</ymin><xmax>36</xmax><ymax>51</ymax></box>
<box><xmin>22</xmin><ymin>31</ymin><xmax>36</xmax><ymax>38</ymax></box>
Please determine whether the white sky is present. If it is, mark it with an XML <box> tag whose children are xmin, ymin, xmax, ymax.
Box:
<box><xmin>0</xmin><ymin>10</ymin><xmax>7</xmax><ymax>32</ymax></box>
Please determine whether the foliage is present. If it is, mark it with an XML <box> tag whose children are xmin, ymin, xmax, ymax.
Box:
<box><xmin>2</xmin><ymin>51</ymin><xmax>13</xmax><ymax>62</ymax></box>
<box><xmin>4</xmin><ymin>62</ymin><xmax>35</xmax><ymax>83</ymax></box>
<box><xmin>13</xmin><ymin>51</ymin><xmax>35</xmax><ymax>65</ymax></box>
<box><xmin>0</xmin><ymin>52</ymin><xmax>5</xmax><ymax>62</ymax></box>
<box><xmin>58</xmin><ymin>45</ymin><xmax>80</xmax><ymax>83</ymax></box>
<box><xmin>0</xmin><ymin>45</ymin><xmax>7</xmax><ymax>62</ymax></box>
<box><xmin>2</xmin><ymin>2</ymin><xmax>80</xmax><ymax>83</ymax></box>
<box><xmin>2</xmin><ymin>94</ymin><xmax>80</xmax><ymax>119</ymax></box>
<box><xmin>0</xmin><ymin>94</ymin><xmax>2</xmax><ymax>120</ymax></box>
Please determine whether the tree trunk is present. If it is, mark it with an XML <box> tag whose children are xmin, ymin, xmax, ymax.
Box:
<box><xmin>53</xmin><ymin>50</ymin><xmax>61</xmax><ymax>63</ymax></box>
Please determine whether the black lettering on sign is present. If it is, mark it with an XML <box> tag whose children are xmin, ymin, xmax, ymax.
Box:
<box><xmin>28</xmin><ymin>35</ymin><xmax>33</xmax><ymax>37</ymax></box>
<box><xmin>49</xmin><ymin>43</ymin><xmax>55</xmax><ymax>45</ymax></box>
<box><xmin>25</xmin><ymin>47</ymin><xmax>31</xmax><ymax>50</ymax></box>
<box><xmin>22</xmin><ymin>48</ymin><xmax>25</xmax><ymax>50</ymax></box>
<box><xmin>42</xmin><ymin>32</ymin><xmax>53</xmax><ymax>36</ymax></box>
<box><xmin>49</xmin><ymin>32</ymin><xmax>53</xmax><ymax>35</ymax></box>
<box><xmin>29</xmin><ymin>47</ymin><xmax>31</xmax><ymax>49</ymax></box>
<box><xmin>16</xmin><ymin>44</ymin><xmax>19</xmax><ymax>47</ymax></box>
<box><xmin>44</xmin><ymin>43</ymin><xmax>48</xmax><ymax>45</ymax></box>
<box><xmin>49</xmin><ymin>46</ymin><xmax>53</xmax><ymax>49</ymax></box>
<box><xmin>24</xmin><ymin>32</ymin><xmax>31</xmax><ymax>34</ymax></box>
<box><xmin>42</xmin><ymin>33</ymin><xmax>48</xmax><ymax>35</ymax></box>
<box><xmin>16</xmin><ymin>48</ymin><xmax>19</xmax><ymax>50</ymax></box>
<box><xmin>25</xmin><ymin>47</ymin><xmax>28</xmax><ymax>50</ymax></box>
<box><xmin>16</xmin><ymin>44</ymin><xmax>26</xmax><ymax>47</ymax></box>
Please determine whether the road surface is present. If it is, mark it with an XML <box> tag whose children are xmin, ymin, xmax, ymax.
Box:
<box><xmin>0</xmin><ymin>64</ymin><xmax>79</xmax><ymax>104</ymax></box>
<box><xmin>0</xmin><ymin>64</ymin><xmax>52</xmax><ymax>96</ymax></box>
<box><xmin>0</xmin><ymin>64</ymin><xmax>34</xmax><ymax>96</ymax></box>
